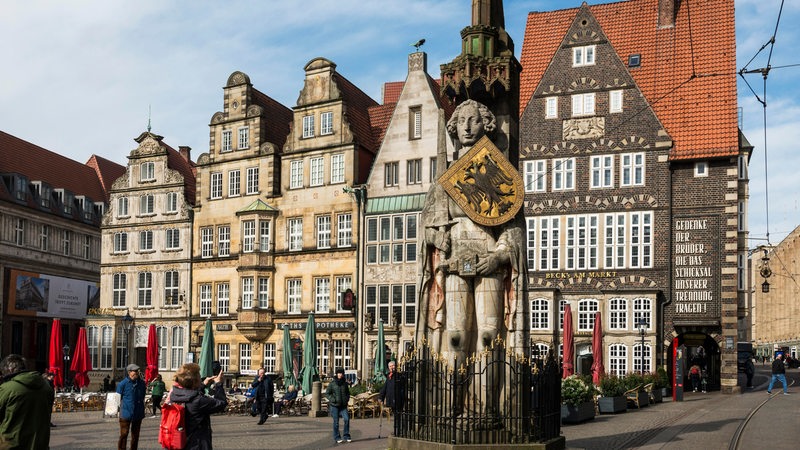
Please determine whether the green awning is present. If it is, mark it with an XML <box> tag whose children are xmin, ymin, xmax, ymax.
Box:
<box><xmin>365</xmin><ymin>193</ymin><xmax>426</xmax><ymax>214</ymax></box>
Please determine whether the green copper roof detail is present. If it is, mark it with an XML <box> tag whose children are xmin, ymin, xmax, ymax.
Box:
<box><xmin>238</xmin><ymin>199</ymin><xmax>278</xmax><ymax>213</ymax></box>
<box><xmin>365</xmin><ymin>193</ymin><xmax>426</xmax><ymax>214</ymax></box>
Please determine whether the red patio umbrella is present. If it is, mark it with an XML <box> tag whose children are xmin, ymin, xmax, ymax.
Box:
<box><xmin>145</xmin><ymin>324</ymin><xmax>159</xmax><ymax>383</ymax></box>
<box><xmin>48</xmin><ymin>318</ymin><xmax>64</xmax><ymax>388</ymax></box>
<box><xmin>591</xmin><ymin>312</ymin><xmax>605</xmax><ymax>385</ymax></box>
<box><xmin>70</xmin><ymin>327</ymin><xmax>92</xmax><ymax>390</ymax></box>
<box><xmin>562</xmin><ymin>304</ymin><xmax>574</xmax><ymax>379</ymax></box>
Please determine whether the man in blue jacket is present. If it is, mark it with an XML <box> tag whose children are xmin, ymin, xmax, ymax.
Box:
<box><xmin>117</xmin><ymin>363</ymin><xmax>146</xmax><ymax>449</ymax></box>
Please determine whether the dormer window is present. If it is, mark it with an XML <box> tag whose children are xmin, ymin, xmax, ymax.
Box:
<box><xmin>31</xmin><ymin>181</ymin><xmax>51</xmax><ymax>207</ymax></box>
<box><xmin>13</xmin><ymin>176</ymin><xmax>27</xmax><ymax>201</ymax></box>
<box><xmin>573</xmin><ymin>45</ymin><xmax>596</xmax><ymax>67</ymax></box>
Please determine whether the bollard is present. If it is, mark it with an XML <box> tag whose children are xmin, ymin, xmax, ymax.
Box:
<box><xmin>310</xmin><ymin>380</ymin><xmax>327</xmax><ymax>417</ymax></box>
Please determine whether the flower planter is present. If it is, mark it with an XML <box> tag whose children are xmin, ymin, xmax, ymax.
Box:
<box><xmin>628</xmin><ymin>391</ymin><xmax>650</xmax><ymax>409</ymax></box>
<box><xmin>561</xmin><ymin>401</ymin><xmax>596</xmax><ymax>424</ymax></box>
<box><xmin>651</xmin><ymin>388</ymin><xmax>663</xmax><ymax>403</ymax></box>
<box><xmin>598</xmin><ymin>396</ymin><xmax>627</xmax><ymax>414</ymax></box>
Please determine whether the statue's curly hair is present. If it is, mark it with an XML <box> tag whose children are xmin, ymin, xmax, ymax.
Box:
<box><xmin>446</xmin><ymin>100</ymin><xmax>496</xmax><ymax>139</ymax></box>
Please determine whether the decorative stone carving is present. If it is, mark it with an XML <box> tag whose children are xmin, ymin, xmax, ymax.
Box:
<box><xmin>563</xmin><ymin>117</ymin><xmax>605</xmax><ymax>140</ymax></box>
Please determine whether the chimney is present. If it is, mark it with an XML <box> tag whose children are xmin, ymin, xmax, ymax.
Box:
<box><xmin>179</xmin><ymin>146</ymin><xmax>192</xmax><ymax>162</ymax></box>
<box><xmin>658</xmin><ymin>0</ymin><xmax>676</xmax><ymax>28</ymax></box>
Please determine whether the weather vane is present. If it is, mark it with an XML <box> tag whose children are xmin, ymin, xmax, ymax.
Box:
<box><xmin>411</xmin><ymin>38</ymin><xmax>425</xmax><ymax>51</ymax></box>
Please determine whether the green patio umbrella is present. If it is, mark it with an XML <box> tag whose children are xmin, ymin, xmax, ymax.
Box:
<box><xmin>282</xmin><ymin>326</ymin><xmax>297</xmax><ymax>389</ymax></box>
<box><xmin>299</xmin><ymin>314</ymin><xmax>319</xmax><ymax>395</ymax></box>
<box><xmin>199</xmin><ymin>319</ymin><xmax>215</xmax><ymax>378</ymax></box>
<box><xmin>372</xmin><ymin>319</ymin><xmax>387</xmax><ymax>383</ymax></box>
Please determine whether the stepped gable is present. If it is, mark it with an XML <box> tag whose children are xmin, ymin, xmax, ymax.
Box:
<box><xmin>0</xmin><ymin>130</ymin><xmax>121</xmax><ymax>203</ymax></box>
<box><xmin>520</xmin><ymin>0</ymin><xmax>738</xmax><ymax>160</ymax></box>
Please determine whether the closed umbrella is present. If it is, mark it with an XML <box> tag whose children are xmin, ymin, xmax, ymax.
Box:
<box><xmin>145</xmin><ymin>324</ymin><xmax>159</xmax><ymax>383</ymax></box>
<box><xmin>282</xmin><ymin>326</ymin><xmax>297</xmax><ymax>388</ymax></box>
<box><xmin>48</xmin><ymin>319</ymin><xmax>64</xmax><ymax>388</ymax></box>
<box><xmin>562</xmin><ymin>304</ymin><xmax>574</xmax><ymax>379</ymax></box>
<box><xmin>590</xmin><ymin>312</ymin><xmax>604</xmax><ymax>385</ymax></box>
<box><xmin>299</xmin><ymin>314</ymin><xmax>319</xmax><ymax>395</ymax></box>
<box><xmin>372</xmin><ymin>319</ymin><xmax>387</xmax><ymax>383</ymax></box>
<box><xmin>199</xmin><ymin>319</ymin><xmax>215</xmax><ymax>378</ymax></box>
<box><xmin>71</xmin><ymin>327</ymin><xmax>92</xmax><ymax>390</ymax></box>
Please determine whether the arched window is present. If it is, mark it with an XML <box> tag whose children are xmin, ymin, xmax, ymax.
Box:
<box><xmin>99</xmin><ymin>326</ymin><xmax>113</xmax><ymax>370</ymax></box>
<box><xmin>171</xmin><ymin>327</ymin><xmax>184</xmax><ymax>370</ymax></box>
<box><xmin>157</xmin><ymin>326</ymin><xmax>168</xmax><ymax>370</ymax></box>
<box><xmin>530</xmin><ymin>298</ymin><xmax>550</xmax><ymax>330</ymax></box>
<box><xmin>578</xmin><ymin>299</ymin><xmax>599</xmax><ymax>331</ymax></box>
<box><xmin>87</xmin><ymin>326</ymin><xmax>99</xmax><ymax>369</ymax></box>
<box><xmin>633</xmin><ymin>298</ymin><xmax>652</xmax><ymax>330</ymax></box>
<box><xmin>609</xmin><ymin>298</ymin><xmax>628</xmax><ymax>330</ymax></box>
<box><xmin>634</xmin><ymin>343</ymin><xmax>652</xmax><ymax>373</ymax></box>
<box><xmin>609</xmin><ymin>344</ymin><xmax>628</xmax><ymax>376</ymax></box>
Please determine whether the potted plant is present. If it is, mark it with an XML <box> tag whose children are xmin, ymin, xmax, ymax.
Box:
<box><xmin>656</xmin><ymin>367</ymin><xmax>670</xmax><ymax>398</ymax></box>
<box><xmin>597</xmin><ymin>375</ymin><xmax>627</xmax><ymax>413</ymax></box>
<box><xmin>623</xmin><ymin>373</ymin><xmax>649</xmax><ymax>409</ymax></box>
<box><xmin>561</xmin><ymin>375</ymin><xmax>596</xmax><ymax>423</ymax></box>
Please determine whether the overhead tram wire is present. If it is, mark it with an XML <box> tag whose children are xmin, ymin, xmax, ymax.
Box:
<box><xmin>737</xmin><ymin>0</ymin><xmax>787</xmax><ymax>247</ymax></box>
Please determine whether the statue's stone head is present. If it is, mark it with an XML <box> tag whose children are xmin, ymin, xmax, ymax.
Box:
<box><xmin>446</xmin><ymin>100</ymin><xmax>496</xmax><ymax>146</ymax></box>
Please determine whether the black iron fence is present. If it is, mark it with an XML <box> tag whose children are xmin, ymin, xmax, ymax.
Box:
<box><xmin>394</xmin><ymin>338</ymin><xmax>561</xmax><ymax>445</ymax></box>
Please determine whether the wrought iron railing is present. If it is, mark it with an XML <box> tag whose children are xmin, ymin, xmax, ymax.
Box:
<box><xmin>394</xmin><ymin>338</ymin><xmax>561</xmax><ymax>445</ymax></box>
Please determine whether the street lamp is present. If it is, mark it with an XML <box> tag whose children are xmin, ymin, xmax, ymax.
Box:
<box><xmin>122</xmin><ymin>311</ymin><xmax>134</xmax><ymax>367</ymax></box>
<box><xmin>636</xmin><ymin>318</ymin><xmax>648</xmax><ymax>374</ymax></box>
<box><xmin>62</xmin><ymin>343</ymin><xmax>71</xmax><ymax>390</ymax></box>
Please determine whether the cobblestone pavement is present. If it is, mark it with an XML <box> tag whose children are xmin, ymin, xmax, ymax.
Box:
<box><xmin>49</xmin><ymin>367</ymin><xmax>798</xmax><ymax>449</ymax></box>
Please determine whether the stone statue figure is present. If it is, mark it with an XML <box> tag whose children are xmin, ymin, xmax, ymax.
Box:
<box><xmin>416</xmin><ymin>99</ymin><xmax>526</xmax><ymax>416</ymax></box>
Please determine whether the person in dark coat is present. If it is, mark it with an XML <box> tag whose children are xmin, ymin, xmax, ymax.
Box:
<box><xmin>767</xmin><ymin>353</ymin><xmax>788</xmax><ymax>395</ymax></box>
<box><xmin>0</xmin><ymin>354</ymin><xmax>53</xmax><ymax>449</ymax></box>
<box><xmin>251</xmin><ymin>368</ymin><xmax>274</xmax><ymax>425</ymax></box>
<box><xmin>325</xmin><ymin>367</ymin><xmax>351</xmax><ymax>444</ymax></box>
<box><xmin>379</xmin><ymin>361</ymin><xmax>405</xmax><ymax>436</ymax></box>
<box><xmin>168</xmin><ymin>363</ymin><xmax>227</xmax><ymax>450</ymax></box>
<box><xmin>117</xmin><ymin>363</ymin><xmax>146</xmax><ymax>450</ymax></box>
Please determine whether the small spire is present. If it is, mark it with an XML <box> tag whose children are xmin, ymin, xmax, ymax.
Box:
<box><xmin>147</xmin><ymin>105</ymin><xmax>152</xmax><ymax>132</ymax></box>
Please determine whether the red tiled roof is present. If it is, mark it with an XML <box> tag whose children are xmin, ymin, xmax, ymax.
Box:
<box><xmin>163</xmin><ymin>143</ymin><xmax>197</xmax><ymax>206</ymax></box>
<box><xmin>519</xmin><ymin>0</ymin><xmax>739</xmax><ymax>160</ymax></box>
<box><xmin>0</xmin><ymin>130</ymin><xmax>122</xmax><ymax>203</ymax></box>
<box><xmin>251</xmin><ymin>88</ymin><xmax>293</xmax><ymax>149</ymax></box>
<box><xmin>368</xmin><ymin>103</ymin><xmax>396</xmax><ymax>149</ymax></box>
<box><xmin>382</xmin><ymin>81</ymin><xmax>405</xmax><ymax>104</ymax></box>
<box><xmin>85</xmin><ymin>154</ymin><xmax>126</xmax><ymax>202</ymax></box>
<box><xmin>333</xmin><ymin>72</ymin><xmax>380</xmax><ymax>153</ymax></box>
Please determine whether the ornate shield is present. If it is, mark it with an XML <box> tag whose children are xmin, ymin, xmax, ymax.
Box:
<box><xmin>439</xmin><ymin>135</ymin><xmax>524</xmax><ymax>226</ymax></box>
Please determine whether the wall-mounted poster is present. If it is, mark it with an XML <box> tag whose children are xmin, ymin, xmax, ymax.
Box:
<box><xmin>7</xmin><ymin>269</ymin><xmax>99</xmax><ymax>319</ymax></box>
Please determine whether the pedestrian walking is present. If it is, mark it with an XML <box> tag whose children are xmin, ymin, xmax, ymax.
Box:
<box><xmin>689</xmin><ymin>364</ymin><xmax>701</xmax><ymax>392</ymax></box>
<box><xmin>745</xmin><ymin>358</ymin><xmax>755</xmax><ymax>389</ymax></box>
<box><xmin>251</xmin><ymin>368</ymin><xmax>274</xmax><ymax>425</ymax></box>
<box><xmin>379</xmin><ymin>361</ymin><xmax>405</xmax><ymax>436</ymax></box>
<box><xmin>0</xmin><ymin>354</ymin><xmax>54</xmax><ymax>449</ymax></box>
<box><xmin>767</xmin><ymin>353</ymin><xmax>789</xmax><ymax>395</ymax></box>
<box><xmin>148</xmin><ymin>374</ymin><xmax>166</xmax><ymax>417</ymax></box>
<box><xmin>117</xmin><ymin>364</ymin><xmax>146</xmax><ymax>450</ymax></box>
<box><xmin>168</xmin><ymin>363</ymin><xmax>227</xmax><ymax>449</ymax></box>
<box><xmin>325</xmin><ymin>367</ymin><xmax>352</xmax><ymax>444</ymax></box>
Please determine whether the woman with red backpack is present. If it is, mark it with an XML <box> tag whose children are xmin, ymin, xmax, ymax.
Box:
<box><xmin>162</xmin><ymin>363</ymin><xmax>227</xmax><ymax>449</ymax></box>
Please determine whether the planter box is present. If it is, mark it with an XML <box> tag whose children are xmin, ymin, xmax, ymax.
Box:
<box><xmin>628</xmin><ymin>391</ymin><xmax>649</xmax><ymax>409</ymax></box>
<box><xmin>561</xmin><ymin>401</ymin><xmax>596</xmax><ymax>424</ymax></box>
<box><xmin>598</xmin><ymin>396</ymin><xmax>627</xmax><ymax>414</ymax></box>
<box><xmin>651</xmin><ymin>388</ymin><xmax>663</xmax><ymax>403</ymax></box>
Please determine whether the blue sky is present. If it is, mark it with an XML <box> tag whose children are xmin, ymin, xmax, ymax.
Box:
<box><xmin>1</xmin><ymin>0</ymin><xmax>797</xmax><ymax>246</ymax></box>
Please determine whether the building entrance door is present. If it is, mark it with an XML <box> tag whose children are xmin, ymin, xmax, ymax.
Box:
<box><xmin>668</xmin><ymin>332</ymin><xmax>721</xmax><ymax>392</ymax></box>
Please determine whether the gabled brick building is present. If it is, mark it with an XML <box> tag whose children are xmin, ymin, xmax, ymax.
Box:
<box><xmin>518</xmin><ymin>0</ymin><xmax>749</xmax><ymax>392</ymax></box>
